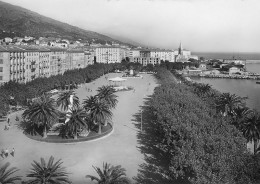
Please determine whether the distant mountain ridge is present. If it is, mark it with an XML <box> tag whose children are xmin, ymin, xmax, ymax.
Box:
<box><xmin>0</xmin><ymin>0</ymin><xmax>131</xmax><ymax>45</ymax></box>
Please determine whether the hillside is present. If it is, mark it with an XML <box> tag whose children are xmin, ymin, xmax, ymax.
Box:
<box><xmin>0</xmin><ymin>1</ymin><xmax>129</xmax><ymax>45</ymax></box>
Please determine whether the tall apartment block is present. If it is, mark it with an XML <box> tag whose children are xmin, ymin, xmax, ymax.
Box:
<box><xmin>95</xmin><ymin>47</ymin><xmax>126</xmax><ymax>63</ymax></box>
<box><xmin>0</xmin><ymin>46</ymin><xmax>94</xmax><ymax>85</ymax></box>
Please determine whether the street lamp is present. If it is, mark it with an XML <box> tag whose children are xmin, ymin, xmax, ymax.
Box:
<box><xmin>140</xmin><ymin>110</ymin><xmax>143</xmax><ymax>132</ymax></box>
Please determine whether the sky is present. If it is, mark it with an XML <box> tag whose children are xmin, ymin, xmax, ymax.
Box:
<box><xmin>2</xmin><ymin>0</ymin><xmax>260</xmax><ymax>52</ymax></box>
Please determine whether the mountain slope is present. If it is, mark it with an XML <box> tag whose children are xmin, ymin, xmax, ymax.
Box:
<box><xmin>0</xmin><ymin>1</ymin><xmax>128</xmax><ymax>44</ymax></box>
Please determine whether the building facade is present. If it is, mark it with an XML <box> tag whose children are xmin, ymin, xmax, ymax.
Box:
<box><xmin>150</xmin><ymin>50</ymin><xmax>175</xmax><ymax>62</ymax></box>
<box><xmin>49</xmin><ymin>48</ymin><xmax>67</xmax><ymax>76</ymax></box>
<box><xmin>128</xmin><ymin>49</ymin><xmax>141</xmax><ymax>58</ymax></box>
<box><xmin>0</xmin><ymin>45</ymin><xmax>95</xmax><ymax>85</ymax></box>
<box><xmin>84</xmin><ymin>50</ymin><xmax>95</xmax><ymax>66</ymax></box>
<box><xmin>66</xmin><ymin>50</ymin><xmax>85</xmax><ymax>70</ymax></box>
<box><xmin>95</xmin><ymin>47</ymin><xmax>126</xmax><ymax>63</ymax></box>
<box><xmin>133</xmin><ymin>57</ymin><xmax>161</xmax><ymax>66</ymax></box>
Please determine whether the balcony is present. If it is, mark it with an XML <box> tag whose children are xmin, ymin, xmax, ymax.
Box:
<box><xmin>31</xmin><ymin>61</ymin><xmax>36</xmax><ymax>65</ymax></box>
<box><xmin>31</xmin><ymin>68</ymin><xmax>36</xmax><ymax>73</ymax></box>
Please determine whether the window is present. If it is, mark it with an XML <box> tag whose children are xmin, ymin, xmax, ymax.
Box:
<box><xmin>0</xmin><ymin>59</ymin><xmax>3</xmax><ymax>64</ymax></box>
<box><xmin>0</xmin><ymin>67</ymin><xmax>3</xmax><ymax>72</ymax></box>
<box><xmin>0</xmin><ymin>76</ymin><xmax>2</xmax><ymax>80</ymax></box>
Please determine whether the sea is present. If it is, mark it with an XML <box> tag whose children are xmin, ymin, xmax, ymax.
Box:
<box><xmin>191</xmin><ymin>52</ymin><xmax>260</xmax><ymax>111</ymax></box>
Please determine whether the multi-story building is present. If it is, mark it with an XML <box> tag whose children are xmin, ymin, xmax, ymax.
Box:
<box><xmin>66</xmin><ymin>49</ymin><xmax>85</xmax><ymax>70</ymax></box>
<box><xmin>24</xmin><ymin>46</ymin><xmax>41</xmax><ymax>82</ymax></box>
<box><xmin>4</xmin><ymin>46</ymin><xmax>27</xmax><ymax>83</ymax></box>
<box><xmin>0</xmin><ymin>45</ymin><xmax>97</xmax><ymax>85</ymax></box>
<box><xmin>0</xmin><ymin>46</ymin><xmax>11</xmax><ymax>84</ymax></box>
<box><xmin>84</xmin><ymin>50</ymin><xmax>95</xmax><ymax>66</ymax></box>
<box><xmin>95</xmin><ymin>46</ymin><xmax>126</xmax><ymax>63</ymax></box>
<box><xmin>39</xmin><ymin>48</ymin><xmax>51</xmax><ymax>78</ymax></box>
<box><xmin>49</xmin><ymin>48</ymin><xmax>67</xmax><ymax>76</ymax></box>
<box><xmin>150</xmin><ymin>50</ymin><xmax>175</xmax><ymax>62</ymax></box>
<box><xmin>140</xmin><ymin>50</ymin><xmax>151</xmax><ymax>58</ymax></box>
<box><xmin>128</xmin><ymin>49</ymin><xmax>141</xmax><ymax>59</ymax></box>
<box><xmin>133</xmin><ymin>57</ymin><xmax>161</xmax><ymax>66</ymax></box>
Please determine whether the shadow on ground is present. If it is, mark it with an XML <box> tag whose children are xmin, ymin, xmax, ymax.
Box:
<box><xmin>132</xmin><ymin>96</ymin><xmax>190</xmax><ymax>184</ymax></box>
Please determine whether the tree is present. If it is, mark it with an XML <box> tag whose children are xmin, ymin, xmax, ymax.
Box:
<box><xmin>61</xmin><ymin>108</ymin><xmax>88</xmax><ymax>139</ymax></box>
<box><xmin>144</xmin><ymin>68</ymin><xmax>260</xmax><ymax>183</ymax></box>
<box><xmin>86</xmin><ymin>162</ymin><xmax>131</xmax><ymax>184</ymax></box>
<box><xmin>26</xmin><ymin>156</ymin><xmax>70</xmax><ymax>184</ymax></box>
<box><xmin>56</xmin><ymin>90</ymin><xmax>79</xmax><ymax>112</ymax></box>
<box><xmin>96</xmin><ymin>85</ymin><xmax>118</xmax><ymax>109</ymax></box>
<box><xmin>83</xmin><ymin>95</ymin><xmax>112</xmax><ymax>134</ymax></box>
<box><xmin>216</xmin><ymin>93</ymin><xmax>247</xmax><ymax>116</ymax></box>
<box><xmin>22</xmin><ymin>94</ymin><xmax>59</xmax><ymax>138</ymax></box>
<box><xmin>0</xmin><ymin>162</ymin><xmax>21</xmax><ymax>184</ymax></box>
<box><xmin>242</xmin><ymin>110</ymin><xmax>260</xmax><ymax>154</ymax></box>
<box><xmin>231</xmin><ymin>106</ymin><xmax>252</xmax><ymax>130</ymax></box>
<box><xmin>194</xmin><ymin>83</ymin><xmax>212</xmax><ymax>97</ymax></box>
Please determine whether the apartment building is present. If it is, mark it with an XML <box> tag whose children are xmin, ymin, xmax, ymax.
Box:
<box><xmin>24</xmin><ymin>46</ymin><xmax>41</xmax><ymax>82</ymax></box>
<box><xmin>84</xmin><ymin>50</ymin><xmax>95</xmax><ymax>66</ymax></box>
<box><xmin>133</xmin><ymin>57</ymin><xmax>161</xmax><ymax>66</ymax></box>
<box><xmin>39</xmin><ymin>48</ymin><xmax>51</xmax><ymax>78</ymax></box>
<box><xmin>128</xmin><ymin>49</ymin><xmax>141</xmax><ymax>59</ymax></box>
<box><xmin>96</xmin><ymin>46</ymin><xmax>126</xmax><ymax>63</ymax></box>
<box><xmin>150</xmin><ymin>50</ymin><xmax>175</xmax><ymax>62</ymax></box>
<box><xmin>49</xmin><ymin>48</ymin><xmax>67</xmax><ymax>76</ymax></box>
<box><xmin>3</xmin><ymin>46</ymin><xmax>28</xmax><ymax>84</ymax></box>
<box><xmin>140</xmin><ymin>50</ymin><xmax>151</xmax><ymax>58</ymax></box>
<box><xmin>66</xmin><ymin>49</ymin><xmax>85</xmax><ymax>70</ymax></box>
<box><xmin>0</xmin><ymin>46</ymin><xmax>94</xmax><ymax>85</ymax></box>
<box><xmin>0</xmin><ymin>47</ymin><xmax>11</xmax><ymax>84</ymax></box>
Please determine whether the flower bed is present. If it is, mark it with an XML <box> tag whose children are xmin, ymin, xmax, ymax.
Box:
<box><xmin>25</xmin><ymin>124</ymin><xmax>113</xmax><ymax>143</ymax></box>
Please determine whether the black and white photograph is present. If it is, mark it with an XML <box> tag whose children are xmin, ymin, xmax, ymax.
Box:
<box><xmin>0</xmin><ymin>0</ymin><xmax>260</xmax><ymax>183</ymax></box>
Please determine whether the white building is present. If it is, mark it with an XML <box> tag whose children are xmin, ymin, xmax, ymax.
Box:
<box><xmin>4</xmin><ymin>37</ymin><xmax>12</xmax><ymax>43</ymax></box>
<box><xmin>128</xmin><ymin>49</ymin><xmax>141</xmax><ymax>58</ymax></box>
<box><xmin>150</xmin><ymin>50</ymin><xmax>175</xmax><ymax>62</ymax></box>
<box><xmin>174</xmin><ymin>42</ymin><xmax>193</xmax><ymax>62</ymax></box>
<box><xmin>133</xmin><ymin>57</ymin><xmax>161</xmax><ymax>66</ymax></box>
<box><xmin>96</xmin><ymin>47</ymin><xmax>126</xmax><ymax>63</ymax></box>
<box><xmin>229</xmin><ymin>67</ymin><xmax>241</xmax><ymax>74</ymax></box>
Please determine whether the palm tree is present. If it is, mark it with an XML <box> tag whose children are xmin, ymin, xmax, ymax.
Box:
<box><xmin>22</xmin><ymin>94</ymin><xmax>59</xmax><ymax>138</ymax></box>
<box><xmin>61</xmin><ymin>107</ymin><xmax>87</xmax><ymax>139</ymax></box>
<box><xmin>26</xmin><ymin>156</ymin><xmax>71</xmax><ymax>184</ymax></box>
<box><xmin>0</xmin><ymin>162</ymin><xmax>22</xmax><ymax>184</ymax></box>
<box><xmin>97</xmin><ymin>85</ymin><xmax>118</xmax><ymax>109</ymax></box>
<box><xmin>86</xmin><ymin>162</ymin><xmax>131</xmax><ymax>184</ymax></box>
<box><xmin>215</xmin><ymin>93</ymin><xmax>247</xmax><ymax>116</ymax></box>
<box><xmin>241</xmin><ymin>110</ymin><xmax>260</xmax><ymax>154</ymax></box>
<box><xmin>231</xmin><ymin>106</ymin><xmax>252</xmax><ymax>130</ymax></box>
<box><xmin>83</xmin><ymin>95</ymin><xmax>112</xmax><ymax>134</ymax></box>
<box><xmin>56</xmin><ymin>90</ymin><xmax>79</xmax><ymax>112</ymax></box>
<box><xmin>194</xmin><ymin>83</ymin><xmax>212</xmax><ymax>97</ymax></box>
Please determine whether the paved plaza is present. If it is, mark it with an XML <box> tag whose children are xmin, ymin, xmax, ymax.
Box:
<box><xmin>0</xmin><ymin>73</ymin><xmax>158</xmax><ymax>183</ymax></box>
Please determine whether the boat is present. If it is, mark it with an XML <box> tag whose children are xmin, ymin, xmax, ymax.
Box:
<box><xmin>256</xmin><ymin>81</ymin><xmax>260</xmax><ymax>84</ymax></box>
